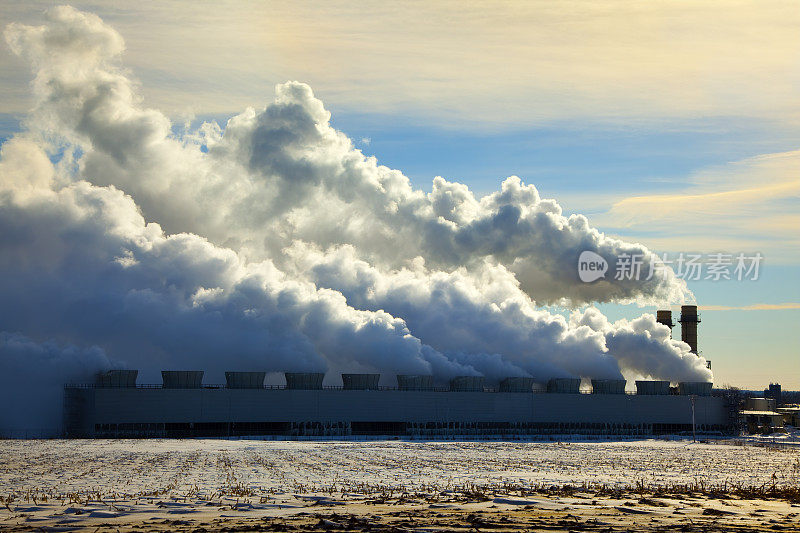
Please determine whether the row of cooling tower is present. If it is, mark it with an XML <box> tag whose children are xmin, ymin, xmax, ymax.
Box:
<box><xmin>96</xmin><ymin>370</ymin><xmax>712</xmax><ymax>396</ymax></box>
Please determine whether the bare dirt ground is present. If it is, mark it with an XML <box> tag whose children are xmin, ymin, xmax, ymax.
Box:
<box><xmin>2</xmin><ymin>491</ymin><xmax>800</xmax><ymax>532</ymax></box>
<box><xmin>1</xmin><ymin>438</ymin><xmax>798</xmax><ymax>531</ymax></box>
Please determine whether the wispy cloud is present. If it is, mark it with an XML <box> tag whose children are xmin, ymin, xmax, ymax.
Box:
<box><xmin>1</xmin><ymin>1</ymin><xmax>799</xmax><ymax>127</ymax></box>
<box><xmin>700</xmin><ymin>303</ymin><xmax>800</xmax><ymax>311</ymax></box>
<box><xmin>606</xmin><ymin>150</ymin><xmax>800</xmax><ymax>225</ymax></box>
<box><xmin>595</xmin><ymin>150</ymin><xmax>800</xmax><ymax>263</ymax></box>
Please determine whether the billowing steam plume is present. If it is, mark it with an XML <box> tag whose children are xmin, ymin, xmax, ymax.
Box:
<box><xmin>0</xmin><ymin>6</ymin><xmax>711</xmax><ymax>435</ymax></box>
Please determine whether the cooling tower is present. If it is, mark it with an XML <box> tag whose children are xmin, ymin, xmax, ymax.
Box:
<box><xmin>635</xmin><ymin>380</ymin><xmax>670</xmax><ymax>395</ymax></box>
<box><xmin>96</xmin><ymin>370</ymin><xmax>138</xmax><ymax>388</ymax></box>
<box><xmin>449</xmin><ymin>376</ymin><xmax>485</xmax><ymax>392</ymax></box>
<box><xmin>161</xmin><ymin>371</ymin><xmax>203</xmax><ymax>389</ymax></box>
<box><xmin>546</xmin><ymin>378</ymin><xmax>581</xmax><ymax>394</ymax></box>
<box><xmin>397</xmin><ymin>375</ymin><xmax>434</xmax><ymax>390</ymax></box>
<box><xmin>679</xmin><ymin>305</ymin><xmax>700</xmax><ymax>354</ymax></box>
<box><xmin>225</xmin><ymin>371</ymin><xmax>266</xmax><ymax>389</ymax></box>
<box><xmin>590</xmin><ymin>379</ymin><xmax>626</xmax><ymax>395</ymax></box>
<box><xmin>284</xmin><ymin>372</ymin><xmax>324</xmax><ymax>390</ymax></box>
<box><xmin>678</xmin><ymin>381</ymin><xmax>712</xmax><ymax>396</ymax></box>
<box><xmin>656</xmin><ymin>310</ymin><xmax>674</xmax><ymax>337</ymax></box>
<box><xmin>342</xmin><ymin>373</ymin><xmax>380</xmax><ymax>390</ymax></box>
<box><xmin>499</xmin><ymin>377</ymin><xmax>534</xmax><ymax>392</ymax></box>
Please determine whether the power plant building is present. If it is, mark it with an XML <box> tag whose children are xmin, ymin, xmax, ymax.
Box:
<box><xmin>64</xmin><ymin>309</ymin><xmax>731</xmax><ymax>438</ymax></box>
<box><xmin>64</xmin><ymin>373</ymin><xmax>730</xmax><ymax>438</ymax></box>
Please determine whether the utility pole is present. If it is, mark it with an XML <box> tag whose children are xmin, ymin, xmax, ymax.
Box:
<box><xmin>690</xmin><ymin>395</ymin><xmax>697</xmax><ymax>443</ymax></box>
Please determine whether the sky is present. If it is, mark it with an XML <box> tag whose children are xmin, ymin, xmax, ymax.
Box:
<box><xmin>0</xmin><ymin>1</ymin><xmax>797</xmax><ymax>392</ymax></box>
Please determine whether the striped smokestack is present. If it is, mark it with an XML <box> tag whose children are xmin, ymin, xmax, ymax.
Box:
<box><xmin>679</xmin><ymin>305</ymin><xmax>700</xmax><ymax>355</ymax></box>
<box><xmin>656</xmin><ymin>310</ymin><xmax>674</xmax><ymax>337</ymax></box>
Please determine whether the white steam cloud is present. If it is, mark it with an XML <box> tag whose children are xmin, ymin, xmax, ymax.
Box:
<box><xmin>0</xmin><ymin>6</ymin><xmax>711</xmax><ymax>435</ymax></box>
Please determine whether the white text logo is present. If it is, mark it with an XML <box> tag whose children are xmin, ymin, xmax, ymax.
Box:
<box><xmin>578</xmin><ymin>251</ymin><xmax>608</xmax><ymax>282</ymax></box>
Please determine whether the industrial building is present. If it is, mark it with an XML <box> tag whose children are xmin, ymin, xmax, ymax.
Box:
<box><xmin>64</xmin><ymin>306</ymin><xmax>732</xmax><ymax>438</ymax></box>
<box><xmin>777</xmin><ymin>406</ymin><xmax>800</xmax><ymax>428</ymax></box>
<box><xmin>739</xmin><ymin>397</ymin><xmax>786</xmax><ymax>434</ymax></box>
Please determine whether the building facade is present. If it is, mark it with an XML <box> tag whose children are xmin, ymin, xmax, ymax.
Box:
<box><xmin>64</xmin><ymin>373</ymin><xmax>731</xmax><ymax>438</ymax></box>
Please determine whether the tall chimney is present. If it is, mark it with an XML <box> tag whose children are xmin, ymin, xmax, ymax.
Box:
<box><xmin>656</xmin><ymin>310</ymin><xmax>674</xmax><ymax>337</ymax></box>
<box><xmin>679</xmin><ymin>305</ymin><xmax>700</xmax><ymax>354</ymax></box>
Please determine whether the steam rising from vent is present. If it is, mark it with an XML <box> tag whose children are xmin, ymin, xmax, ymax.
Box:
<box><xmin>0</xmin><ymin>6</ymin><xmax>711</xmax><ymax>434</ymax></box>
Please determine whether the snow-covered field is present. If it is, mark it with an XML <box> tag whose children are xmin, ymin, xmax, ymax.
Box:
<box><xmin>2</xmin><ymin>438</ymin><xmax>798</xmax><ymax>494</ymax></box>
<box><xmin>1</xmin><ymin>439</ymin><xmax>799</xmax><ymax>531</ymax></box>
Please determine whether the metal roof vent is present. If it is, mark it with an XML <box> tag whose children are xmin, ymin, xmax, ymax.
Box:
<box><xmin>677</xmin><ymin>381</ymin><xmax>712</xmax><ymax>396</ymax></box>
<box><xmin>342</xmin><ymin>373</ymin><xmax>380</xmax><ymax>390</ymax></box>
<box><xmin>397</xmin><ymin>375</ymin><xmax>434</xmax><ymax>390</ymax></box>
<box><xmin>161</xmin><ymin>371</ymin><xmax>203</xmax><ymax>389</ymax></box>
<box><xmin>449</xmin><ymin>376</ymin><xmax>485</xmax><ymax>392</ymax></box>
<box><xmin>590</xmin><ymin>379</ymin><xmax>627</xmax><ymax>394</ymax></box>
<box><xmin>284</xmin><ymin>372</ymin><xmax>324</xmax><ymax>390</ymax></box>
<box><xmin>546</xmin><ymin>378</ymin><xmax>581</xmax><ymax>394</ymax></box>
<box><xmin>635</xmin><ymin>380</ymin><xmax>670</xmax><ymax>395</ymax></box>
<box><xmin>96</xmin><ymin>370</ymin><xmax>138</xmax><ymax>388</ymax></box>
<box><xmin>225</xmin><ymin>371</ymin><xmax>266</xmax><ymax>389</ymax></box>
<box><xmin>499</xmin><ymin>377</ymin><xmax>534</xmax><ymax>392</ymax></box>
